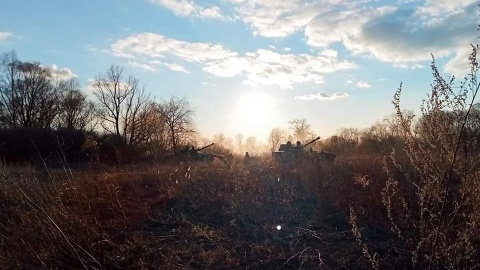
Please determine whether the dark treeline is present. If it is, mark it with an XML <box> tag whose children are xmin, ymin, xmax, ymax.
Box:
<box><xmin>0</xmin><ymin>51</ymin><xmax>196</xmax><ymax>166</ymax></box>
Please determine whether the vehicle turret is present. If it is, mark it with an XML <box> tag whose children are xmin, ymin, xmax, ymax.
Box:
<box><xmin>303</xmin><ymin>136</ymin><xmax>321</xmax><ymax>148</ymax></box>
<box><xmin>198</xmin><ymin>142</ymin><xmax>214</xmax><ymax>151</ymax></box>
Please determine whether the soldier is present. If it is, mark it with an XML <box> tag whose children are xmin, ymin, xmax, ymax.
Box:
<box><xmin>244</xmin><ymin>152</ymin><xmax>250</xmax><ymax>166</ymax></box>
<box><xmin>190</xmin><ymin>146</ymin><xmax>199</xmax><ymax>158</ymax></box>
<box><xmin>296</xmin><ymin>141</ymin><xmax>303</xmax><ymax>150</ymax></box>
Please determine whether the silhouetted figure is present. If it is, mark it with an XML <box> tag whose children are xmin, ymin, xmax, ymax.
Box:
<box><xmin>244</xmin><ymin>152</ymin><xmax>250</xmax><ymax>166</ymax></box>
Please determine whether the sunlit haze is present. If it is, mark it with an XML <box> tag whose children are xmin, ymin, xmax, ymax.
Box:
<box><xmin>0</xmin><ymin>0</ymin><xmax>478</xmax><ymax>141</ymax></box>
<box><xmin>230</xmin><ymin>91</ymin><xmax>279</xmax><ymax>139</ymax></box>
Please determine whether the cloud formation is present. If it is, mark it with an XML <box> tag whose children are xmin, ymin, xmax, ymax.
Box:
<box><xmin>0</xmin><ymin>31</ymin><xmax>12</xmax><ymax>42</ymax></box>
<box><xmin>111</xmin><ymin>33</ymin><xmax>356</xmax><ymax>89</ymax></box>
<box><xmin>222</xmin><ymin>0</ymin><xmax>477</xmax><ymax>68</ymax></box>
<box><xmin>144</xmin><ymin>0</ymin><xmax>477</xmax><ymax>71</ymax></box>
<box><xmin>340</xmin><ymin>5</ymin><xmax>477</xmax><ymax>65</ymax></box>
<box><xmin>356</xmin><ymin>81</ymin><xmax>371</xmax><ymax>89</ymax></box>
<box><xmin>46</xmin><ymin>64</ymin><xmax>77</xmax><ymax>80</ymax></box>
<box><xmin>294</xmin><ymin>92</ymin><xmax>349</xmax><ymax>101</ymax></box>
<box><xmin>150</xmin><ymin>0</ymin><xmax>223</xmax><ymax>18</ymax></box>
<box><xmin>444</xmin><ymin>45</ymin><xmax>479</xmax><ymax>76</ymax></box>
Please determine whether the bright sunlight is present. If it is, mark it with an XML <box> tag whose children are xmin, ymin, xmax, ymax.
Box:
<box><xmin>231</xmin><ymin>91</ymin><xmax>277</xmax><ymax>138</ymax></box>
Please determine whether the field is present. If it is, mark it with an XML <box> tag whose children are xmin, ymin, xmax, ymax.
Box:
<box><xmin>0</xmin><ymin>154</ymin><xmax>414</xmax><ymax>270</ymax></box>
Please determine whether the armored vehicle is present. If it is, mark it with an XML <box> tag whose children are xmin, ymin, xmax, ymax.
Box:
<box><xmin>272</xmin><ymin>136</ymin><xmax>336</xmax><ymax>165</ymax></box>
<box><xmin>177</xmin><ymin>143</ymin><xmax>226</xmax><ymax>162</ymax></box>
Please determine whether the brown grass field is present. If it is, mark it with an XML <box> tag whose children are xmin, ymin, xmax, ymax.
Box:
<box><xmin>3</xmin><ymin>146</ymin><xmax>477</xmax><ymax>269</ymax></box>
<box><xmin>0</xmin><ymin>154</ymin><xmax>412</xmax><ymax>270</ymax></box>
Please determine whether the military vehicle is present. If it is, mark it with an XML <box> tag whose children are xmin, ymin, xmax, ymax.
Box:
<box><xmin>272</xmin><ymin>136</ymin><xmax>336</xmax><ymax>165</ymax></box>
<box><xmin>176</xmin><ymin>143</ymin><xmax>227</xmax><ymax>162</ymax></box>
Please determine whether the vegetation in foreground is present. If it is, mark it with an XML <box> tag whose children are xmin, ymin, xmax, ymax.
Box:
<box><xmin>0</xmin><ymin>154</ymin><xmax>411</xmax><ymax>269</ymax></box>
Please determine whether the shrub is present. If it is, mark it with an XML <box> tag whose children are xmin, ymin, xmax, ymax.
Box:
<box><xmin>359</xmin><ymin>45</ymin><xmax>480</xmax><ymax>269</ymax></box>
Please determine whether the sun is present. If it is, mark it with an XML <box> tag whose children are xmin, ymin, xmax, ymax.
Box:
<box><xmin>231</xmin><ymin>91</ymin><xmax>277</xmax><ymax>137</ymax></box>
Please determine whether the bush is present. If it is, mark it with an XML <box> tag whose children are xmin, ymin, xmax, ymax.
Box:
<box><xmin>353</xmin><ymin>45</ymin><xmax>480</xmax><ymax>269</ymax></box>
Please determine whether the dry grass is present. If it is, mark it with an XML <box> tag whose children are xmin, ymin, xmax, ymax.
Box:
<box><xmin>1</xmin><ymin>157</ymin><xmax>376</xmax><ymax>269</ymax></box>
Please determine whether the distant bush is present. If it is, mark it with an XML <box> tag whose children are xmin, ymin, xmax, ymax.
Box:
<box><xmin>0</xmin><ymin>128</ymin><xmax>90</xmax><ymax>166</ymax></box>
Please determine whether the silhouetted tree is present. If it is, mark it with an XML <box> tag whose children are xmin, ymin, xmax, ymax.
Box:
<box><xmin>235</xmin><ymin>133</ymin><xmax>244</xmax><ymax>154</ymax></box>
<box><xmin>57</xmin><ymin>78</ymin><xmax>96</xmax><ymax>131</ymax></box>
<box><xmin>245</xmin><ymin>136</ymin><xmax>257</xmax><ymax>154</ymax></box>
<box><xmin>93</xmin><ymin>65</ymin><xmax>152</xmax><ymax>146</ymax></box>
<box><xmin>267</xmin><ymin>127</ymin><xmax>287</xmax><ymax>152</ymax></box>
<box><xmin>158</xmin><ymin>96</ymin><xmax>195</xmax><ymax>149</ymax></box>
<box><xmin>289</xmin><ymin>118</ymin><xmax>312</xmax><ymax>142</ymax></box>
<box><xmin>0</xmin><ymin>51</ymin><xmax>62</xmax><ymax>129</ymax></box>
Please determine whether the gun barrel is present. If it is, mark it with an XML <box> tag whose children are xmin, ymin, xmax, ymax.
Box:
<box><xmin>198</xmin><ymin>142</ymin><xmax>214</xmax><ymax>151</ymax></box>
<box><xmin>304</xmin><ymin>136</ymin><xmax>321</xmax><ymax>147</ymax></box>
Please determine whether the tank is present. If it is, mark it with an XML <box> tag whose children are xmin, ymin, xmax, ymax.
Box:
<box><xmin>272</xmin><ymin>136</ymin><xmax>336</xmax><ymax>165</ymax></box>
<box><xmin>176</xmin><ymin>143</ymin><xmax>229</xmax><ymax>163</ymax></box>
<box><xmin>189</xmin><ymin>143</ymin><xmax>215</xmax><ymax>161</ymax></box>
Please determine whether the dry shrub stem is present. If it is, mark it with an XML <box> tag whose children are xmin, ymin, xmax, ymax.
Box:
<box><xmin>431</xmin><ymin>45</ymin><xmax>480</xmax><ymax>266</ymax></box>
<box><xmin>388</xmin><ymin>44</ymin><xmax>480</xmax><ymax>268</ymax></box>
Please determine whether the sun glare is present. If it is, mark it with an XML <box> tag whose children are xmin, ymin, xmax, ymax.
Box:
<box><xmin>232</xmin><ymin>92</ymin><xmax>276</xmax><ymax>137</ymax></box>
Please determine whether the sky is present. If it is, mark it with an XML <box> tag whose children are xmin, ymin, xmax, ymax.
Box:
<box><xmin>0</xmin><ymin>0</ymin><xmax>478</xmax><ymax>142</ymax></box>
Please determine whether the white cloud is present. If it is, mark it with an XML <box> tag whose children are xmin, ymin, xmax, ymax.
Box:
<box><xmin>128</xmin><ymin>60</ymin><xmax>156</xmax><ymax>71</ymax></box>
<box><xmin>0</xmin><ymin>31</ymin><xmax>13</xmax><ymax>42</ymax></box>
<box><xmin>150</xmin><ymin>0</ymin><xmax>223</xmax><ymax>19</ymax></box>
<box><xmin>112</xmin><ymin>33</ymin><xmax>237</xmax><ymax>62</ymax></box>
<box><xmin>356</xmin><ymin>81</ymin><xmax>371</xmax><ymax>88</ymax></box>
<box><xmin>305</xmin><ymin>6</ymin><xmax>396</xmax><ymax>48</ymax></box>
<box><xmin>444</xmin><ymin>45</ymin><xmax>479</xmax><ymax>77</ymax></box>
<box><xmin>111</xmin><ymin>33</ymin><xmax>356</xmax><ymax>89</ymax></box>
<box><xmin>46</xmin><ymin>64</ymin><xmax>77</xmax><ymax>80</ymax></box>
<box><xmin>393</xmin><ymin>63</ymin><xmax>424</xmax><ymax>69</ymax></box>
<box><xmin>199</xmin><ymin>6</ymin><xmax>223</xmax><ymax>18</ymax></box>
<box><xmin>228</xmin><ymin>0</ymin><xmax>323</xmax><ymax>37</ymax></box>
<box><xmin>163</xmin><ymin>62</ymin><xmax>189</xmax><ymax>73</ymax></box>
<box><xmin>345</xmin><ymin>7</ymin><xmax>476</xmax><ymax>64</ymax></box>
<box><xmin>416</xmin><ymin>0</ymin><xmax>476</xmax><ymax>16</ymax></box>
<box><xmin>225</xmin><ymin>0</ymin><xmax>477</xmax><ymax>70</ymax></box>
<box><xmin>294</xmin><ymin>92</ymin><xmax>349</xmax><ymax>101</ymax></box>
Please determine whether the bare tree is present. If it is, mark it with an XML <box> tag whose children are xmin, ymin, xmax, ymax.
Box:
<box><xmin>142</xmin><ymin>102</ymin><xmax>170</xmax><ymax>156</ymax></box>
<box><xmin>0</xmin><ymin>51</ymin><xmax>61</xmax><ymax>129</ymax></box>
<box><xmin>93</xmin><ymin>65</ymin><xmax>152</xmax><ymax>145</ymax></box>
<box><xmin>57</xmin><ymin>78</ymin><xmax>96</xmax><ymax>131</ymax></box>
<box><xmin>267</xmin><ymin>127</ymin><xmax>287</xmax><ymax>152</ymax></box>
<box><xmin>158</xmin><ymin>96</ymin><xmax>195</xmax><ymax>149</ymax></box>
<box><xmin>289</xmin><ymin>118</ymin><xmax>312</xmax><ymax>142</ymax></box>
<box><xmin>235</xmin><ymin>133</ymin><xmax>244</xmax><ymax>154</ymax></box>
<box><xmin>245</xmin><ymin>136</ymin><xmax>257</xmax><ymax>154</ymax></box>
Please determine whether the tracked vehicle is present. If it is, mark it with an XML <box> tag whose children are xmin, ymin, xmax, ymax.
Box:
<box><xmin>177</xmin><ymin>143</ymin><xmax>227</xmax><ymax>162</ymax></box>
<box><xmin>272</xmin><ymin>136</ymin><xmax>336</xmax><ymax>165</ymax></box>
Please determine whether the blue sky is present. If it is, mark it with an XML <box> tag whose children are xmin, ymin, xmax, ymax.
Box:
<box><xmin>0</xmin><ymin>0</ymin><xmax>478</xmax><ymax>141</ymax></box>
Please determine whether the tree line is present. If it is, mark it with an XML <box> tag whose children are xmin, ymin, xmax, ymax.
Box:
<box><xmin>2</xmin><ymin>50</ymin><xmax>479</xmax><ymax>165</ymax></box>
<box><xmin>0</xmin><ymin>51</ymin><xmax>195</xmax><ymax>165</ymax></box>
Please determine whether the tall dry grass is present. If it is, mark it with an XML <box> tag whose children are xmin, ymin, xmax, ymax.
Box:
<box><xmin>344</xmin><ymin>45</ymin><xmax>480</xmax><ymax>269</ymax></box>
<box><xmin>0</xmin><ymin>164</ymin><xmax>180</xmax><ymax>269</ymax></box>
